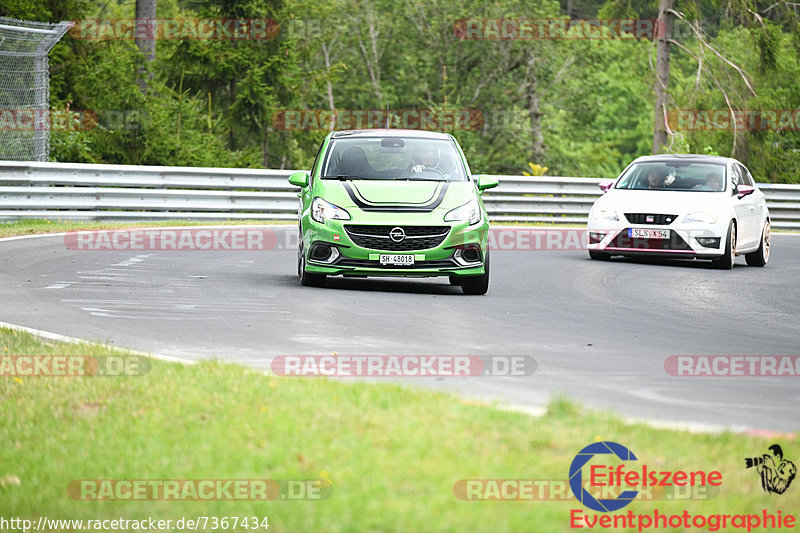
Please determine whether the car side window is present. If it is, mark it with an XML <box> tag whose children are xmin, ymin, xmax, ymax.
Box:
<box><xmin>737</xmin><ymin>164</ymin><xmax>755</xmax><ymax>187</ymax></box>
<box><xmin>309</xmin><ymin>143</ymin><xmax>325</xmax><ymax>186</ymax></box>
<box><xmin>729</xmin><ymin>164</ymin><xmax>741</xmax><ymax>194</ymax></box>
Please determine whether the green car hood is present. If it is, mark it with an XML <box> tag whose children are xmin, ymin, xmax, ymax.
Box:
<box><xmin>316</xmin><ymin>179</ymin><xmax>475</xmax><ymax>212</ymax></box>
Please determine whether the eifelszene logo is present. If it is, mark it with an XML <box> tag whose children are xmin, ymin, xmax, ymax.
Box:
<box><xmin>568</xmin><ymin>441</ymin><xmax>722</xmax><ymax>513</ymax></box>
<box><xmin>745</xmin><ymin>444</ymin><xmax>797</xmax><ymax>495</ymax></box>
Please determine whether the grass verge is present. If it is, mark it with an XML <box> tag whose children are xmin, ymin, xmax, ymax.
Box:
<box><xmin>0</xmin><ymin>220</ymin><xmax>290</xmax><ymax>239</ymax></box>
<box><xmin>1</xmin><ymin>328</ymin><xmax>798</xmax><ymax>532</ymax></box>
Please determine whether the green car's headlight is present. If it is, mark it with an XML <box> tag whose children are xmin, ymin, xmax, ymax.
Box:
<box><xmin>311</xmin><ymin>197</ymin><xmax>351</xmax><ymax>224</ymax></box>
<box><xmin>444</xmin><ymin>197</ymin><xmax>481</xmax><ymax>225</ymax></box>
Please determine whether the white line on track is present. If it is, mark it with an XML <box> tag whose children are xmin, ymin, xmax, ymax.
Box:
<box><xmin>0</xmin><ymin>320</ymin><xmax>194</xmax><ymax>365</ymax></box>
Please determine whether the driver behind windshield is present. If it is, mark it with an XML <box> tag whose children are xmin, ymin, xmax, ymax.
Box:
<box><xmin>409</xmin><ymin>146</ymin><xmax>439</xmax><ymax>175</ymax></box>
<box><xmin>694</xmin><ymin>171</ymin><xmax>723</xmax><ymax>191</ymax></box>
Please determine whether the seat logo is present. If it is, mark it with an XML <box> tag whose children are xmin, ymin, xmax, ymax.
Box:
<box><xmin>389</xmin><ymin>227</ymin><xmax>406</xmax><ymax>242</ymax></box>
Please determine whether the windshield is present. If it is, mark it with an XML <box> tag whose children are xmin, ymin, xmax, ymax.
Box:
<box><xmin>615</xmin><ymin>162</ymin><xmax>727</xmax><ymax>192</ymax></box>
<box><xmin>321</xmin><ymin>137</ymin><xmax>468</xmax><ymax>181</ymax></box>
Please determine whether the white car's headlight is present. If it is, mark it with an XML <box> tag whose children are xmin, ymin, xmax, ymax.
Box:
<box><xmin>311</xmin><ymin>197</ymin><xmax>351</xmax><ymax>223</ymax></box>
<box><xmin>444</xmin><ymin>197</ymin><xmax>481</xmax><ymax>225</ymax></box>
<box><xmin>593</xmin><ymin>207</ymin><xmax>619</xmax><ymax>222</ymax></box>
<box><xmin>684</xmin><ymin>211</ymin><xmax>719</xmax><ymax>224</ymax></box>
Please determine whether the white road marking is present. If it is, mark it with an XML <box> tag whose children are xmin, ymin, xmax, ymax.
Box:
<box><xmin>44</xmin><ymin>283</ymin><xmax>71</xmax><ymax>289</ymax></box>
<box><xmin>112</xmin><ymin>254</ymin><xmax>155</xmax><ymax>267</ymax></box>
<box><xmin>0</xmin><ymin>320</ymin><xmax>194</xmax><ymax>364</ymax></box>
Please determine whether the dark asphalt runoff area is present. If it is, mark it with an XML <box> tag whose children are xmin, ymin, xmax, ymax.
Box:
<box><xmin>1</xmin><ymin>226</ymin><xmax>798</xmax><ymax>432</ymax></box>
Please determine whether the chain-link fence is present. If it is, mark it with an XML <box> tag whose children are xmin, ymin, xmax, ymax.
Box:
<box><xmin>0</xmin><ymin>17</ymin><xmax>72</xmax><ymax>161</ymax></box>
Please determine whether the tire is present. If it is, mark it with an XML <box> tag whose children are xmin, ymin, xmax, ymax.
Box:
<box><xmin>589</xmin><ymin>251</ymin><xmax>610</xmax><ymax>261</ymax></box>
<box><xmin>461</xmin><ymin>252</ymin><xmax>489</xmax><ymax>295</ymax></box>
<box><xmin>299</xmin><ymin>253</ymin><xmax>326</xmax><ymax>287</ymax></box>
<box><xmin>745</xmin><ymin>221</ymin><xmax>770</xmax><ymax>267</ymax></box>
<box><xmin>448</xmin><ymin>275</ymin><xmax>463</xmax><ymax>286</ymax></box>
<box><xmin>713</xmin><ymin>222</ymin><xmax>736</xmax><ymax>270</ymax></box>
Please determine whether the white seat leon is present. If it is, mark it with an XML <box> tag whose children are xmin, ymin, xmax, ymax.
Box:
<box><xmin>587</xmin><ymin>155</ymin><xmax>770</xmax><ymax>269</ymax></box>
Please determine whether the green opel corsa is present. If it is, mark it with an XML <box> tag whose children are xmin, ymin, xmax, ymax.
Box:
<box><xmin>288</xmin><ymin>129</ymin><xmax>498</xmax><ymax>294</ymax></box>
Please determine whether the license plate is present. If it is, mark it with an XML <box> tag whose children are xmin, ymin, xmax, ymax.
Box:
<box><xmin>380</xmin><ymin>254</ymin><xmax>415</xmax><ymax>266</ymax></box>
<box><xmin>629</xmin><ymin>228</ymin><xmax>669</xmax><ymax>239</ymax></box>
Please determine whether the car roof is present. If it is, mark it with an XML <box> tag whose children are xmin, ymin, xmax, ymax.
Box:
<box><xmin>330</xmin><ymin>129</ymin><xmax>452</xmax><ymax>140</ymax></box>
<box><xmin>631</xmin><ymin>154</ymin><xmax>734</xmax><ymax>165</ymax></box>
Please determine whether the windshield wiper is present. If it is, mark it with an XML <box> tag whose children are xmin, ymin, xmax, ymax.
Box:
<box><xmin>400</xmin><ymin>177</ymin><xmax>448</xmax><ymax>182</ymax></box>
<box><xmin>323</xmin><ymin>175</ymin><xmax>373</xmax><ymax>180</ymax></box>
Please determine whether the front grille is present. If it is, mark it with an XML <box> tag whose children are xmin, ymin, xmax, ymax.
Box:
<box><xmin>624</xmin><ymin>213</ymin><xmax>678</xmax><ymax>225</ymax></box>
<box><xmin>344</xmin><ymin>225</ymin><xmax>450</xmax><ymax>251</ymax></box>
<box><xmin>608</xmin><ymin>229</ymin><xmax>692</xmax><ymax>251</ymax></box>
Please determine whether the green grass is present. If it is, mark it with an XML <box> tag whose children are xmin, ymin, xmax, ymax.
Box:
<box><xmin>1</xmin><ymin>327</ymin><xmax>797</xmax><ymax>532</ymax></box>
<box><xmin>0</xmin><ymin>219</ymin><xmax>290</xmax><ymax>239</ymax></box>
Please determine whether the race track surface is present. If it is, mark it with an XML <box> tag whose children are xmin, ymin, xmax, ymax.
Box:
<box><xmin>1</xmin><ymin>227</ymin><xmax>798</xmax><ymax>432</ymax></box>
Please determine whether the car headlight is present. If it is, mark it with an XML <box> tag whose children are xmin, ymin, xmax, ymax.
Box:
<box><xmin>444</xmin><ymin>197</ymin><xmax>481</xmax><ymax>225</ymax></box>
<box><xmin>684</xmin><ymin>211</ymin><xmax>719</xmax><ymax>224</ymax></box>
<box><xmin>593</xmin><ymin>207</ymin><xmax>619</xmax><ymax>222</ymax></box>
<box><xmin>311</xmin><ymin>197</ymin><xmax>351</xmax><ymax>224</ymax></box>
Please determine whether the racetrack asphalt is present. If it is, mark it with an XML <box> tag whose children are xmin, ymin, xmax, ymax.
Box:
<box><xmin>1</xmin><ymin>226</ymin><xmax>798</xmax><ymax>432</ymax></box>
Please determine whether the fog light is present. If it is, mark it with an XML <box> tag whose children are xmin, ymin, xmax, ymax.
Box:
<box><xmin>463</xmin><ymin>248</ymin><xmax>480</xmax><ymax>262</ymax></box>
<box><xmin>309</xmin><ymin>244</ymin><xmax>340</xmax><ymax>263</ymax></box>
<box><xmin>695</xmin><ymin>237</ymin><xmax>721</xmax><ymax>248</ymax></box>
<box><xmin>454</xmin><ymin>247</ymin><xmax>482</xmax><ymax>266</ymax></box>
<box><xmin>589</xmin><ymin>232</ymin><xmax>606</xmax><ymax>244</ymax></box>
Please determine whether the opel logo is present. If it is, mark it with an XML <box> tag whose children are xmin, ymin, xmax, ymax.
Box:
<box><xmin>389</xmin><ymin>227</ymin><xmax>406</xmax><ymax>242</ymax></box>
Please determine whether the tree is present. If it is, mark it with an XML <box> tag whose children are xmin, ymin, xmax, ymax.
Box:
<box><xmin>135</xmin><ymin>0</ymin><xmax>156</xmax><ymax>61</ymax></box>
<box><xmin>653</xmin><ymin>0</ymin><xmax>673</xmax><ymax>152</ymax></box>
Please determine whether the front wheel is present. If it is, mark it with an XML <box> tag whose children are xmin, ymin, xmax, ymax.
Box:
<box><xmin>713</xmin><ymin>222</ymin><xmax>736</xmax><ymax>270</ymax></box>
<box><xmin>745</xmin><ymin>221</ymin><xmax>770</xmax><ymax>267</ymax></box>
<box><xmin>299</xmin><ymin>253</ymin><xmax>326</xmax><ymax>287</ymax></box>
<box><xmin>461</xmin><ymin>252</ymin><xmax>489</xmax><ymax>295</ymax></box>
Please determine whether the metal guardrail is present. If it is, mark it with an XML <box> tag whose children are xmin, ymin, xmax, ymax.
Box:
<box><xmin>1</xmin><ymin>161</ymin><xmax>799</xmax><ymax>230</ymax></box>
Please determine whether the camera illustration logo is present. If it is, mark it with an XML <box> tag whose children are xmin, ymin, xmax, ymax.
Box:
<box><xmin>569</xmin><ymin>441</ymin><xmax>638</xmax><ymax>512</ymax></box>
<box><xmin>745</xmin><ymin>444</ymin><xmax>796</xmax><ymax>495</ymax></box>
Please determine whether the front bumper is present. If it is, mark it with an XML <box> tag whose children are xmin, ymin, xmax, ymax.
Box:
<box><xmin>302</xmin><ymin>218</ymin><xmax>489</xmax><ymax>277</ymax></box>
<box><xmin>587</xmin><ymin>216</ymin><xmax>728</xmax><ymax>258</ymax></box>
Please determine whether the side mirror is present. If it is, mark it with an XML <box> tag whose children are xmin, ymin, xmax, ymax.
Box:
<box><xmin>737</xmin><ymin>185</ymin><xmax>755</xmax><ymax>199</ymax></box>
<box><xmin>288</xmin><ymin>171</ymin><xmax>309</xmax><ymax>188</ymax></box>
<box><xmin>598</xmin><ymin>180</ymin><xmax>614</xmax><ymax>193</ymax></box>
<box><xmin>475</xmin><ymin>175</ymin><xmax>499</xmax><ymax>192</ymax></box>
